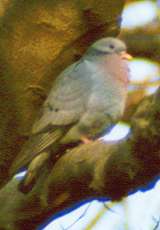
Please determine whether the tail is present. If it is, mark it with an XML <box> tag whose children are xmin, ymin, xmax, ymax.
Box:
<box><xmin>18</xmin><ymin>151</ymin><xmax>50</xmax><ymax>193</ymax></box>
<box><xmin>10</xmin><ymin>128</ymin><xmax>64</xmax><ymax>177</ymax></box>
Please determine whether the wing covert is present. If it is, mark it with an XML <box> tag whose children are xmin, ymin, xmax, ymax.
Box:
<box><xmin>32</xmin><ymin>60</ymin><xmax>92</xmax><ymax>134</ymax></box>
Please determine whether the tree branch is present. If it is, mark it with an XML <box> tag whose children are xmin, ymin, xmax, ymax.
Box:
<box><xmin>120</xmin><ymin>22</ymin><xmax>160</xmax><ymax>61</ymax></box>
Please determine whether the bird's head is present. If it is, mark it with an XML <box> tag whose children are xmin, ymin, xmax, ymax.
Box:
<box><xmin>85</xmin><ymin>37</ymin><xmax>132</xmax><ymax>61</ymax></box>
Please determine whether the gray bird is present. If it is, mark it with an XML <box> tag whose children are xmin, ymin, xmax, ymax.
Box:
<box><xmin>10</xmin><ymin>37</ymin><xmax>132</xmax><ymax>192</ymax></box>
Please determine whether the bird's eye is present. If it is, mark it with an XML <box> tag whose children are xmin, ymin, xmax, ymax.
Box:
<box><xmin>109</xmin><ymin>44</ymin><xmax>114</xmax><ymax>49</ymax></box>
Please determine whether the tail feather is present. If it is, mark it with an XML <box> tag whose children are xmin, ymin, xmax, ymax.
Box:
<box><xmin>18</xmin><ymin>151</ymin><xmax>49</xmax><ymax>193</ymax></box>
<box><xmin>10</xmin><ymin>128</ymin><xmax>64</xmax><ymax>176</ymax></box>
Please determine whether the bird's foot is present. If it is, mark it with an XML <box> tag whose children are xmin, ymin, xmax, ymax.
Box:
<box><xmin>81</xmin><ymin>136</ymin><xmax>93</xmax><ymax>144</ymax></box>
<box><xmin>25</xmin><ymin>84</ymin><xmax>47</xmax><ymax>100</ymax></box>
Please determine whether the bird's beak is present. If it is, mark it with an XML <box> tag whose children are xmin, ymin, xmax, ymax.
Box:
<box><xmin>120</xmin><ymin>51</ymin><xmax>133</xmax><ymax>60</ymax></box>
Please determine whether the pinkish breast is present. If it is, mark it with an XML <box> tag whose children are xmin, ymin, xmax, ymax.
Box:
<box><xmin>101</xmin><ymin>53</ymin><xmax>130</xmax><ymax>87</ymax></box>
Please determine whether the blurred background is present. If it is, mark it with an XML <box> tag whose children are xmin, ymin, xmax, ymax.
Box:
<box><xmin>38</xmin><ymin>0</ymin><xmax>160</xmax><ymax>229</ymax></box>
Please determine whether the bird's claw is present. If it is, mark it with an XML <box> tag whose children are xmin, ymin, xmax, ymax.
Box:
<box><xmin>81</xmin><ymin>136</ymin><xmax>93</xmax><ymax>144</ymax></box>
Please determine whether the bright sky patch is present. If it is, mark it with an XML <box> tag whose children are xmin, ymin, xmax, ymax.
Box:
<box><xmin>122</xmin><ymin>1</ymin><xmax>157</xmax><ymax>29</ymax></box>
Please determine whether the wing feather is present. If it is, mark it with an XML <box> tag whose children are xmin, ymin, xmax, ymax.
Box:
<box><xmin>32</xmin><ymin>60</ymin><xmax>92</xmax><ymax>135</ymax></box>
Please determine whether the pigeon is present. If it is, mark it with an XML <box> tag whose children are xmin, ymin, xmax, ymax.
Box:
<box><xmin>10</xmin><ymin>37</ymin><xmax>132</xmax><ymax>193</ymax></box>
